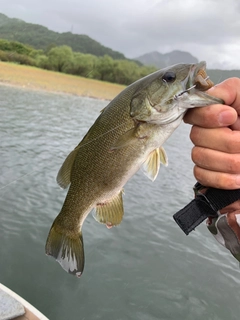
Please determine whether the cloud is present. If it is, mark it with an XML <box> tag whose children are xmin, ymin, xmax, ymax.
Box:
<box><xmin>1</xmin><ymin>0</ymin><xmax>240</xmax><ymax>69</ymax></box>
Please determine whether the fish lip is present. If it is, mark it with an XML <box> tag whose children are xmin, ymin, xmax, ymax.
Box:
<box><xmin>188</xmin><ymin>61</ymin><xmax>208</xmax><ymax>88</ymax></box>
<box><xmin>181</xmin><ymin>61</ymin><xmax>208</xmax><ymax>94</ymax></box>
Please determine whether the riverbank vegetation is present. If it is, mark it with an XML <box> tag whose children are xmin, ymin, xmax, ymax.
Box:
<box><xmin>0</xmin><ymin>61</ymin><xmax>126</xmax><ymax>100</ymax></box>
<box><xmin>0</xmin><ymin>39</ymin><xmax>156</xmax><ymax>86</ymax></box>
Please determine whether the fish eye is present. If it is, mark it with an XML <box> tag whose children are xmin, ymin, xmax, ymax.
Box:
<box><xmin>162</xmin><ymin>72</ymin><xmax>176</xmax><ymax>83</ymax></box>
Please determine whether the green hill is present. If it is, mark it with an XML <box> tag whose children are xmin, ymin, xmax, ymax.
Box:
<box><xmin>0</xmin><ymin>12</ymin><xmax>239</xmax><ymax>85</ymax></box>
<box><xmin>0</xmin><ymin>13</ymin><xmax>126</xmax><ymax>59</ymax></box>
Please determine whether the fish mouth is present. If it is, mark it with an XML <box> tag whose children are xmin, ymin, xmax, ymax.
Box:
<box><xmin>177</xmin><ymin>61</ymin><xmax>224</xmax><ymax>105</ymax></box>
<box><xmin>187</xmin><ymin>61</ymin><xmax>214</xmax><ymax>91</ymax></box>
<box><xmin>179</xmin><ymin>61</ymin><xmax>213</xmax><ymax>96</ymax></box>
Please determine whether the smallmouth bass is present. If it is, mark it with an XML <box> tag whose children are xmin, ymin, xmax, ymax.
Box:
<box><xmin>45</xmin><ymin>62</ymin><xmax>223</xmax><ymax>277</ymax></box>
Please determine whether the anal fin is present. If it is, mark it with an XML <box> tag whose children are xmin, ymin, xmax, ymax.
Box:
<box><xmin>93</xmin><ymin>190</ymin><xmax>124</xmax><ymax>228</ymax></box>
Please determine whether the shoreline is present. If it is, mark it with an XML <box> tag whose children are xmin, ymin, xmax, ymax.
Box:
<box><xmin>0</xmin><ymin>61</ymin><xmax>126</xmax><ymax>100</ymax></box>
<box><xmin>0</xmin><ymin>80</ymin><xmax>111</xmax><ymax>101</ymax></box>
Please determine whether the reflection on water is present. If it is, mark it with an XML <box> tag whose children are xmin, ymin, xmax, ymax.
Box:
<box><xmin>0</xmin><ymin>85</ymin><xmax>240</xmax><ymax>320</ymax></box>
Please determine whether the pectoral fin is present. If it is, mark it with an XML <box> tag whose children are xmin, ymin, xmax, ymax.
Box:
<box><xmin>142</xmin><ymin>147</ymin><xmax>168</xmax><ymax>181</ymax></box>
<box><xmin>110</xmin><ymin>126</ymin><xmax>148</xmax><ymax>151</ymax></box>
<box><xmin>56</xmin><ymin>146</ymin><xmax>80</xmax><ymax>189</ymax></box>
<box><xmin>110</xmin><ymin>128</ymin><xmax>137</xmax><ymax>150</ymax></box>
<box><xmin>93</xmin><ymin>190</ymin><xmax>124</xmax><ymax>228</ymax></box>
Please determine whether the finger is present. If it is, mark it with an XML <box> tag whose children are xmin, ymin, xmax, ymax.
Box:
<box><xmin>184</xmin><ymin>104</ymin><xmax>237</xmax><ymax>127</ymax></box>
<box><xmin>220</xmin><ymin>200</ymin><xmax>240</xmax><ymax>214</ymax></box>
<box><xmin>230</xmin><ymin>116</ymin><xmax>240</xmax><ymax>130</ymax></box>
<box><xmin>193</xmin><ymin>166</ymin><xmax>240</xmax><ymax>189</ymax></box>
<box><xmin>192</xmin><ymin>147</ymin><xmax>240</xmax><ymax>174</ymax></box>
<box><xmin>184</xmin><ymin>77</ymin><xmax>240</xmax><ymax>127</ymax></box>
<box><xmin>207</xmin><ymin>78</ymin><xmax>240</xmax><ymax>113</ymax></box>
<box><xmin>190</xmin><ymin>126</ymin><xmax>240</xmax><ymax>153</ymax></box>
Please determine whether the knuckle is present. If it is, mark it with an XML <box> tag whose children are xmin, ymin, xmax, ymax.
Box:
<box><xmin>193</xmin><ymin>166</ymin><xmax>207</xmax><ymax>185</ymax></box>
<box><xmin>193</xmin><ymin>166</ymin><xmax>238</xmax><ymax>190</ymax></box>
<box><xmin>226</xmin><ymin>77</ymin><xmax>240</xmax><ymax>87</ymax></box>
<box><xmin>220</xmin><ymin>177</ymin><xmax>237</xmax><ymax>189</ymax></box>
<box><xmin>191</xmin><ymin>146</ymin><xmax>199</xmax><ymax>163</ymax></box>
<box><xmin>189</xmin><ymin>126</ymin><xmax>200</xmax><ymax>144</ymax></box>
<box><xmin>191</xmin><ymin>147</ymin><xmax>207</xmax><ymax>168</ymax></box>
<box><xmin>215</xmin><ymin>175</ymin><xmax>230</xmax><ymax>189</ymax></box>
<box><xmin>227</xmin><ymin>156</ymin><xmax>240</xmax><ymax>173</ymax></box>
<box><xmin>212</xmin><ymin>174</ymin><xmax>237</xmax><ymax>190</ymax></box>
<box><xmin>224</xmin><ymin>132</ymin><xmax>240</xmax><ymax>153</ymax></box>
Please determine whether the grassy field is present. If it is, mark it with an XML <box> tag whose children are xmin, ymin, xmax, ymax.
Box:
<box><xmin>0</xmin><ymin>61</ymin><xmax>126</xmax><ymax>100</ymax></box>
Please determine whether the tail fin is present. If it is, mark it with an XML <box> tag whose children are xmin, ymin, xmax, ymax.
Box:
<box><xmin>45</xmin><ymin>222</ymin><xmax>84</xmax><ymax>278</ymax></box>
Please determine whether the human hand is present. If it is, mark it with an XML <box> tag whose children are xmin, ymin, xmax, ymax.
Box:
<box><xmin>183</xmin><ymin>78</ymin><xmax>240</xmax><ymax>261</ymax></box>
<box><xmin>184</xmin><ymin>77</ymin><xmax>240</xmax><ymax>190</ymax></box>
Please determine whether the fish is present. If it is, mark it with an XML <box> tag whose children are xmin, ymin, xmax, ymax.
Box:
<box><xmin>45</xmin><ymin>61</ymin><xmax>223</xmax><ymax>277</ymax></box>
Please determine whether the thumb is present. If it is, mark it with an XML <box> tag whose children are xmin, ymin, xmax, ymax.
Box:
<box><xmin>207</xmin><ymin>78</ymin><xmax>240</xmax><ymax>114</ymax></box>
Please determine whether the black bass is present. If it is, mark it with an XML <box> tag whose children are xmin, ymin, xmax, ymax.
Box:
<box><xmin>45</xmin><ymin>62</ymin><xmax>223</xmax><ymax>277</ymax></box>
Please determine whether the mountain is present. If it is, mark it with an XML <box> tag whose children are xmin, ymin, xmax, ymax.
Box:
<box><xmin>136</xmin><ymin>50</ymin><xmax>240</xmax><ymax>82</ymax></box>
<box><xmin>206</xmin><ymin>69</ymin><xmax>240</xmax><ymax>84</ymax></box>
<box><xmin>135</xmin><ymin>50</ymin><xmax>198</xmax><ymax>68</ymax></box>
<box><xmin>0</xmin><ymin>13</ymin><xmax>126</xmax><ymax>59</ymax></box>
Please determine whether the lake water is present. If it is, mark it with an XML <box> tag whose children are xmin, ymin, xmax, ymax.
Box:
<box><xmin>1</xmin><ymin>85</ymin><xmax>240</xmax><ymax>320</ymax></box>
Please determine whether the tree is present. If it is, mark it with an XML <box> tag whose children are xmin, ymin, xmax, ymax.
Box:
<box><xmin>111</xmin><ymin>60</ymin><xmax>141</xmax><ymax>85</ymax></box>
<box><xmin>94</xmin><ymin>55</ymin><xmax>114</xmax><ymax>82</ymax></box>
<box><xmin>70</xmin><ymin>53</ymin><xmax>98</xmax><ymax>78</ymax></box>
<box><xmin>138</xmin><ymin>65</ymin><xmax>157</xmax><ymax>78</ymax></box>
<box><xmin>0</xmin><ymin>39</ymin><xmax>33</xmax><ymax>55</ymax></box>
<box><xmin>47</xmin><ymin>45</ymin><xmax>73</xmax><ymax>72</ymax></box>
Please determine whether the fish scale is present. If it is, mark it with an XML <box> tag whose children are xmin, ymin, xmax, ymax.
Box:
<box><xmin>45</xmin><ymin>61</ymin><xmax>223</xmax><ymax>277</ymax></box>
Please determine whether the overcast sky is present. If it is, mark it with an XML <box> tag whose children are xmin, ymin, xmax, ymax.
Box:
<box><xmin>1</xmin><ymin>0</ymin><xmax>240</xmax><ymax>69</ymax></box>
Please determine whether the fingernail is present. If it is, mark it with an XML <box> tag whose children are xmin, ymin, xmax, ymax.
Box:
<box><xmin>218</xmin><ymin>111</ymin><xmax>235</xmax><ymax>126</ymax></box>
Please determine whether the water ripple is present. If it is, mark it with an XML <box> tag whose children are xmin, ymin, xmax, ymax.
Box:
<box><xmin>1</xmin><ymin>86</ymin><xmax>240</xmax><ymax>320</ymax></box>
